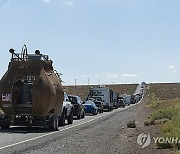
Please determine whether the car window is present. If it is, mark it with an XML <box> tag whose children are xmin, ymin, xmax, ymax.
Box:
<box><xmin>84</xmin><ymin>100</ymin><xmax>93</xmax><ymax>104</ymax></box>
<box><xmin>77</xmin><ymin>97</ymin><xmax>82</xmax><ymax>103</ymax></box>
<box><xmin>68</xmin><ymin>96</ymin><xmax>77</xmax><ymax>104</ymax></box>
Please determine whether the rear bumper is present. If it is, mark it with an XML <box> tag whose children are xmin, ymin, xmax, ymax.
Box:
<box><xmin>0</xmin><ymin>115</ymin><xmax>49</xmax><ymax>127</ymax></box>
<box><xmin>84</xmin><ymin>108</ymin><xmax>96</xmax><ymax>114</ymax></box>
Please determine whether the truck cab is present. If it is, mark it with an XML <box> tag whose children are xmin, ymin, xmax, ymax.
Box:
<box><xmin>88</xmin><ymin>86</ymin><xmax>113</xmax><ymax>111</ymax></box>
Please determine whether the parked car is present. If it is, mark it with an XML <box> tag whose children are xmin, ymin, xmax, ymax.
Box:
<box><xmin>82</xmin><ymin>100</ymin><xmax>98</xmax><ymax>115</ymax></box>
<box><xmin>59</xmin><ymin>92</ymin><xmax>74</xmax><ymax>126</ymax></box>
<box><xmin>87</xmin><ymin>96</ymin><xmax>104</xmax><ymax>113</ymax></box>
<box><xmin>68</xmin><ymin>95</ymin><xmax>85</xmax><ymax>119</ymax></box>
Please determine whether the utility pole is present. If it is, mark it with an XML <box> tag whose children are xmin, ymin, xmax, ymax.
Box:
<box><xmin>74</xmin><ymin>78</ymin><xmax>77</xmax><ymax>94</ymax></box>
<box><xmin>88</xmin><ymin>78</ymin><xmax>90</xmax><ymax>86</ymax></box>
<box><xmin>98</xmin><ymin>79</ymin><xmax>100</xmax><ymax>85</ymax></box>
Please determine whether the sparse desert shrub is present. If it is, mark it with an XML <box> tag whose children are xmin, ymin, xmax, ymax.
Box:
<box><xmin>144</xmin><ymin>121</ymin><xmax>150</xmax><ymax>126</ymax></box>
<box><xmin>150</xmin><ymin>120</ymin><xmax>155</xmax><ymax>125</ymax></box>
<box><xmin>154</xmin><ymin>118</ymin><xmax>169</xmax><ymax>125</ymax></box>
<box><xmin>149</xmin><ymin>108</ymin><xmax>174</xmax><ymax>123</ymax></box>
<box><xmin>127</xmin><ymin>120</ymin><xmax>136</xmax><ymax>128</ymax></box>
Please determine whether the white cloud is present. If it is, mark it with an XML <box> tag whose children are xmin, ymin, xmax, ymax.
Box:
<box><xmin>42</xmin><ymin>0</ymin><xmax>51</xmax><ymax>3</ymax></box>
<box><xmin>64</xmin><ymin>0</ymin><xmax>74</xmax><ymax>6</ymax></box>
<box><xmin>121</xmin><ymin>74</ymin><xmax>138</xmax><ymax>78</ymax></box>
<box><xmin>168</xmin><ymin>65</ymin><xmax>175</xmax><ymax>70</ymax></box>
<box><xmin>106</xmin><ymin>73</ymin><xmax>119</xmax><ymax>78</ymax></box>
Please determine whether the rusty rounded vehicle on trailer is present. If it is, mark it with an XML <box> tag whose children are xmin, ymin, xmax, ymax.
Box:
<box><xmin>0</xmin><ymin>45</ymin><xmax>64</xmax><ymax>131</ymax></box>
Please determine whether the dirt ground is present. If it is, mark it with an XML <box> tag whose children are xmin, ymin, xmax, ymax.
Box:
<box><xmin>122</xmin><ymin>97</ymin><xmax>173</xmax><ymax>154</ymax></box>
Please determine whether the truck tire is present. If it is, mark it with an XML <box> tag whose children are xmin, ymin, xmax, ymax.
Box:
<box><xmin>67</xmin><ymin>110</ymin><xmax>73</xmax><ymax>124</ymax></box>
<box><xmin>59</xmin><ymin>111</ymin><xmax>66</xmax><ymax>126</ymax></box>
<box><xmin>50</xmin><ymin>116</ymin><xmax>59</xmax><ymax>131</ymax></box>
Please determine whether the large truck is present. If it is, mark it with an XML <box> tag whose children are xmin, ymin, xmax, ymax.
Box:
<box><xmin>0</xmin><ymin>45</ymin><xmax>65</xmax><ymax>131</ymax></box>
<box><xmin>88</xmin><ymin>86</ymin><xmax>113</xmax><ymax>111</ymax></box>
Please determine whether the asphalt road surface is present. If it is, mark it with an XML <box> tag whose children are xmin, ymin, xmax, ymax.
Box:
<box><xmin>0</xmin><ymin>101</ymin><xmax>143</xmax><ymax>154</ymax></box>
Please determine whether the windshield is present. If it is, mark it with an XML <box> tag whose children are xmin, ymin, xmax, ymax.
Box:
<box><xmin>68</xmin><ymin>96</ymin><xmax>77</xmax><ymax>104</ymax></box>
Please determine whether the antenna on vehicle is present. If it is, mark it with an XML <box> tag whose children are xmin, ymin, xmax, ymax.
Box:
<box><xmin>35</xmin><ymin>50</ymin><xmax>49</xmax><ymax>61</ymax></box>
<box><xmin>9</xmin><ymin>48</ymin><xmax>22</xmax><ymax>61</ymax></box>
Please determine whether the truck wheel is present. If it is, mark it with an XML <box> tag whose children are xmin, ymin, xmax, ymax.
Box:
<box><xmin>67</xmin><ymin>110</ymin><xmax>73</xmax><ymax>124</ymax></box>
<box><xmin>59</xmin><ymin>112</ymin><xmax>66</xmax><ymax>126</ymax></box>
<box><xmin>50</xmin><ymin>116</ymin><xmax>59</xmax><ymax>131</ymax></box>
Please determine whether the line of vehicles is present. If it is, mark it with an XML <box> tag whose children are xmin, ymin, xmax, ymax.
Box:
<box><xmin>0</xmin><ymin>46</ymin><xmax>144</xmax><ymax>131</ymax></box>
<box><xmin>63</xmin><ymin>84</ymin><xmax>144</xmax><ymax>120</ymax></box>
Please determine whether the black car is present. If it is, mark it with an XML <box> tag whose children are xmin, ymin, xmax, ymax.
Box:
<box><xmin>117</xmin><ymin>97</ymin><xmax>125</xmax><ymax>108</ymax></box>
<box><xmin>68</xmin><ymin>95</ymin><xmax>85</xmax><ymax>119</ymax></box>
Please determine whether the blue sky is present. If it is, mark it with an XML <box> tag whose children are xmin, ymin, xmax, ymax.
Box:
<box><xmin>0</xmin><ymin>0</ymin><xmax>180</xmax><ymax>85</ymax></box>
